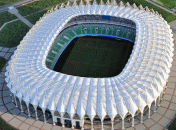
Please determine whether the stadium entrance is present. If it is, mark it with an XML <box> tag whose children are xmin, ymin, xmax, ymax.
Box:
<box><xmin>53</xmin><ymin>36</ymin><xmax>134</xmax><ymax>77</ymax></box>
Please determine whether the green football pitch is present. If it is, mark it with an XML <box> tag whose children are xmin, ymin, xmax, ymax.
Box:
<box><xmin>53</xmin><ymin>36</ymin><xmax>134</xmax><ymax>78</ymax></box>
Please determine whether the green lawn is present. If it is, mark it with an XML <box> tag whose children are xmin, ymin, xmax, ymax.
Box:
<box><xmin>54</xmin><ymin>36</ymin><xmax>134</xmax><ymax>77</ymax></box>
<box><xmin>0</xmin><ymin>57</ymin><xmax>6</xmax><ymax>72</ymax></box>
<box><xmin>118</xmin><ymin>0</ymin><xmax>176</xmax><ymax>23</ymax></box>
<box><xmin>168</xmin><ymin>117</ymin><xmax>176</xmax><ymax>130</ymax></box>
<box><xmin>0</xmin><ymin>11</ymin><xmax>17</xmax><ymax>27</ymax></box>
<box><xmin>91</xmin><ymin>0</ymin><xmax>176</xmax><ymax>23</ymax></box>
<box><xmin>157</xmin><ymin>0</ymin><xmax>176</xmax><ymax>9</ymax></box>
<box><xmin>0</xmin><ymin>20</ymin><xmax>30</xmax><ymax>48</ymax></box>
<box><xmin>26</xmin><ymin>10</ymin><xmax>47</xmax><ymax>24</ymax></box>
<box><xmin>0</xmin><ymin>10</ymin><xmax>47</xmax><ymax>48</ymax></box>
<box><xmin>0</xmin><ymin>117</ymin><xmax>15</xmax><ymax>130</ymax></box>
<box><xmin>0</xmin><ymin>0</ymin><xmax>19</xmax><ymax>6</ymax></box>
<box><xmin>17</xmin><ymin>0</ymin><xmax>67</xmax><ymax>16</ymax></box>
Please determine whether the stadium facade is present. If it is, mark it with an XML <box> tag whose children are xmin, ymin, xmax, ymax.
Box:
<box><xmin>5</xmin><ymin>0</ymin><xmax>174</xmax><ymax>129</ymax></box>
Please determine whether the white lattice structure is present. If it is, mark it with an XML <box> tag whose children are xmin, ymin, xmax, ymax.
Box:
<box><xmin>5</xmin><ymin>0</ymin><xmax>174</xmax><ymax>129</ymax></box>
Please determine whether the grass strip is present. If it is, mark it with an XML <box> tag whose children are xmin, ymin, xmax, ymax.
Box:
<box><xmin>0</xmin><ymin>57</ymin><xmax>6</xmax><ymax>72</ymax></box>
<box><xmin>17</xmin><ymin>0</ymin><xmax>67</xmax><ymax>16</ymax></box>
<box><xmin>94</xmin><ymin>0</ymin><xmax>176</xmax><ymax>23</ymax></box>
<box><xmin>0</xmin><ymin>11</ymin><xmax>17</xmax><ymax>27</ymax></box>
<box><xmin>26</xmin><ymin>10</ymin><xmax>47</xmax><ymax>24</ymax></box>
<box><xmin>122</xmin><ymin>0</ymin><xmax>176</xmax><ymax>23</ymax></box>
<box><xmin>0</xmin><ymin>20</ymin><xmax>30</xmax><ymax>48</ymax></box>
<box><xmin>0</xmin><ymin>0</ymin><xmax>19</xmax><ymax>6</ymax></box>
<box><xmin>168</xmin><ymin>117</ymin><xmax>176</xmax><ymax>130</ymax></box>
<box><xmin>0</xmin><ymin>10</ymin><xmax>47</xmax><ymax>48</ymax></box>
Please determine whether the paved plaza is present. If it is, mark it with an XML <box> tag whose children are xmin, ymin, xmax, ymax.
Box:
<box><xmin>0</xmin><ymin>35</ymin><xmax>175</xmax><ymax>130</ymax></box>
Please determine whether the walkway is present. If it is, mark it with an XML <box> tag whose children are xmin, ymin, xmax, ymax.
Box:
<box><xmin>8</xmin><ymin>7</ymin><xmax>33</xmax><ymax>28</ymax></box>
<box><xmin>0</xmin><ymin>36</ymin><xmax>175</xmax><ymax>129</ymax></box>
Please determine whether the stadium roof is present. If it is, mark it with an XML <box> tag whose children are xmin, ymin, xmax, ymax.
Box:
<box><xmin>5</xmin><ymin>0</ymin><xmax>174</xmax><ymax>125</ymax></box>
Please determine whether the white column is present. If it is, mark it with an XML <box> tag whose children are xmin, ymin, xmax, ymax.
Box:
<box><xmin>81</xmin><ymin>118</ymin><xmax>84</xmax><ymax>130</ymax></box>
<box><xmin>153</xmin><ymin>102</ymin><xmax>156</xmax><ymax>112</ymax></box>
<box><xmin>51</xmin><ymin>111</ymin><xmax>55</xmax><ymax>125</ymax></box>
<box><xmin>111</xmin><ymin>119</ymin><xmax>114</xmax><ymax>130</ymax></box>
<box><xmin>11</xmin><ymin>93</ymin><xmax>14</xmax><ymax>102</ymax></box>
<box><xmin>52</xmin><ymin>116</ymin><xmax>55</xmax><ymax>125</ymax></box>
<box><xmin>14</xmin><ymin>95</ymin><xmax>18</xmax><ymax>107</ymax></box>
<box><xmin>122</xmin><ymin>118</ymin><xmax>124</xmax><ymax>129</ymax></box>
<box><xmin>42</xmin><ymin>108</ymin><xmax>46</xmax><ymax>123</ymax></box>
<box><xmin>26</xmin><ymin>103</ymin><xmax>30</xmax><ymax>117</ymax></box>
<box><xmin>132</xmin><ymin>116</ymin><xmax>134</xmax><ymax>127</ymax></box>
<box><xmin>71</xmin><ymin>118</ymin><xmax>74</xmax><ymax>129</ymax></box>
<box><xmin>61</xmin><ymin>113</ymin><xmax>65</xmax><ymax>127</ymax></box>
<box><xmin>160</xmin><ymin>91</ymin><xmax>163</xmax><ymax>100</ymax></box>
<box><xmin>141</xmin><ymin>112</ymin><xmax>143</xmax><ymax>123</ymax></box>
<box><xmin>148</xmin><ymin>107</ymin><xmax>150</xmax><ymax>118</ymax></box>
<box><xmin>34</xmin><ymin>105</ymin><xmax>38</xmax><ymax>120</ymax></box>
<box><xmin>158</xmin><ymin>96</ymin><xmax>161</xmax><ymax>106</ymax></box>
<box><xmin>101</xmin><ymin>120</ymin><xmax>104</xmax><ymax>130</ymax></box>
<box><xmin>10</xmin><ymin>93</ymin><xmax>13</xmax><ymax>102</ymax></box>
<box><xmin>19</xmin><ymin>99</ymin><xmax>23</xmax><ymax>113</ymax></box>
<box><xmin>91</xmin><ymin>120</ymin><xmax>94</xmax><ymax>130</ymax></box>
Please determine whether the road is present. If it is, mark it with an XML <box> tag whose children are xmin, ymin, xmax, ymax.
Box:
<box><xmin>0</xmin><ymin>0</ymin><xmax>37</xmax><ymax>13</ymax></box>
<box><xmin>145</xmin><ymin>0</ymin><xmax>176</xmax><ymax>15</ymax></box>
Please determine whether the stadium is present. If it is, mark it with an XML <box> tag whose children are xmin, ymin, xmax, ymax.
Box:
<box><xmin>4</xmin><ymin>0</ymin><xmax>174</xmax><ymax>129</ymax></box>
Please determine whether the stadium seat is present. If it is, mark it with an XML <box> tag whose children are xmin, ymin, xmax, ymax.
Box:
<box><xmin>107</xmin><ymin>26</ymin><xmax>113</xmax><ymax>35</ymax></box>
<box><xmin>92</xmin><ymin>25</ymin><xmax>101</xmax><ymax>34</ymax></box>
<box><xmin>56</xmin><ymin>39</ymin><xmax>66</xmax><ymax>45</ymax></box>
<box><xmin>64</xmin><ymin>29</ymin><xmax>76</xmax><ymax>38</ymax></box>
<box><xmin>115</xmin><ymin>27</ymin><xmax>124</xmax><ymax>37</ymax></box>
<box><xmin>52</xmin><ymin>47</ymin><xmax>60</xmax><ymax>53</ymax></box>
<box><xmin>122</xmin><ymin>29</ymin><xmax>129</xmax><ymax>38</ymax></box>
<box><xmin>46</xmin><ymin>61</ymin><xmax>52</xmax><ymax>68</ymax></box>
<box><xmin>111</xmin><ymin>27</ymin><xmax>118</xmax><ymax>36</ymax></box>
<box><xmin>101</xmin><ymin>26</ymin><xmax>107</xmax><ymax>35</ymax></box>
<box><xmin>59</xmin><ymin>33</ymin><xmax>70</xmax><ymax>43</ymax></box>
<box><xmin>48</xmin><ymin>50</ymin><xmax>57</xmax><ymax>57</ymax></box>
<box><xmin>130</xmin><ymin>31</ymin><xmax>136</xmax><ymax>42</ymax></box>
<box><xmin>49</xmin><ymin>53</ymin><xmax>56</xmax><ymax>57</ymax></box>
<box><xmin>126</xmin><ymin>30</ymin><xmax>136</xmax><ymax>41</ymax></box>
<box><xmin>47</xmin><ymin>56</ymin><xmax>54</xmax><ymax>61</ymax></box>
<box><xmin>73</xmin><ymin>26</ymin><xmax>82</xmax><ymax>35</ymax></box>
<box><xmin>81</xmin><ymin>25</ymin><xmax>87</xmax><ymax>34</ymax></box>
<box><xmin>53</xmin><ymin>42</ymin><xmax>62</xmax><ymax>50</ymax></box>
<box><xmin>85</xmin><ymin>25</ymin><xmax>91</xmax><ymax>34</ymax></box>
